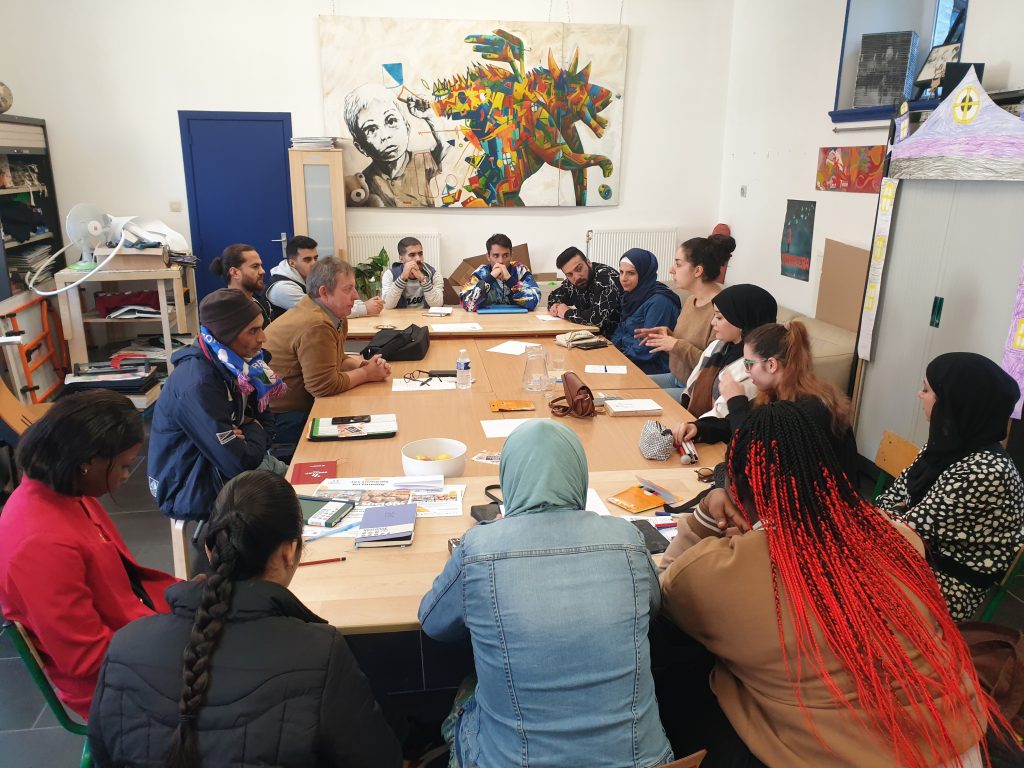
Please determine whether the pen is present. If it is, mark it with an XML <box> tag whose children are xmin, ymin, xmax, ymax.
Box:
<box><xmin>654</xmin><ymin>521</ymin><xmax>677</xmax><ymax>530</ymax></box>
<box><xmin>306</xmin><ymin>520</ymin><xmax>361</xmax><ymax>542</ymax></box>
<box><xmin>299</xmin><ymin>557</ymin><xmax>344</xmax><ymax>567</ymax></box>
<box><xmin>603</xmin><ymin>365</ymin><xmax>608</xmax><ymax>373</ymax></box>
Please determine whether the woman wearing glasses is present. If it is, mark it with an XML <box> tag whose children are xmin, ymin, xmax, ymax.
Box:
<box><xmin>673</xmin><ymin>284</ymin><xmax>776</xmax><ymax>424</ymax></box>
<box><xmin>674</xmin><ymin>321</ymin><xmax>857</xmax><ymax>481</ymax></box>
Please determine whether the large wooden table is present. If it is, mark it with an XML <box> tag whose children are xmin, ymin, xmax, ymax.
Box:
<box><xmin>345</xmin><ymin>306</ymin><xmax>597</xmax><ymax>339</ymax></box>
<box><xmin>290</xmin><ymin>467</ymin><xmax>724</xmax><ymax>635</ymax></box>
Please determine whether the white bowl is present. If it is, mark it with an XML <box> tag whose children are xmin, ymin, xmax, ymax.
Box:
<box><xmin>401</xmin><ymin>438</ymin><xmax>467</xmax><ymax>477</ymax></box>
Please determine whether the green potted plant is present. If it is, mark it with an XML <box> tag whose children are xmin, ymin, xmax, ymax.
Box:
<box><xmin>353</xmin><ymin>247</ymin><xmax>391</xmax><ymax>298</ymax></box>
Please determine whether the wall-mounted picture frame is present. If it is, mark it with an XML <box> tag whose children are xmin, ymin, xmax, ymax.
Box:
<box><xmin>914</xmin><ymin>43</ymin><xmax>961</xmax><ymax>86</ymax></box>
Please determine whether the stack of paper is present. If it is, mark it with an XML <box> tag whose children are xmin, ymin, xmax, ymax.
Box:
<box><xmin>605</xmin><ymin>399</ymin><xmax>662</xmax><ymax>416</ymax></box>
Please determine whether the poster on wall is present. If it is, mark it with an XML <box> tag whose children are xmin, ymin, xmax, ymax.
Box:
<box><xmin>780</xmin><ymin>200</ymin><xmax>816</xmax><ymax>281</ymax></box>
<box><xmin>1001</xmin><ymin>261</ymin><xmax>1024</xmax><ymax>420</ymax></box>
<box><xmin>815</xmin><ymin>145</ymin><xmax>886</xmax><ymax>193</ymax></box>
<box><xmin>890</xmin><ymin>67</ymin><xmax>1024</xmax><ymax>181</ymax></box>
<box><xmin>319</xmin><ymin>16</ymin><xmax>627</xmax><ymax>208</ymax></box>
<box><xmin>857</xmin><ymin>177</ymin><xmax>900</xmax><ymax>361</ymax></box>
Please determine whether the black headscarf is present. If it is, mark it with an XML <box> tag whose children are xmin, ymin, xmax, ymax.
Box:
<box><xmin>706</xmin><ymin>284</ymin><xmax>778</xmax><ymax>368</ymax></box>
<box><xmin>619</xmin><ymin>248</ymin><xmax>681</xmax><ymax>319</ymax></box>
<box><xmin>905</xmin><ymin>352</ymin><xmax>1020</xmax><ymax>506</ymax></box>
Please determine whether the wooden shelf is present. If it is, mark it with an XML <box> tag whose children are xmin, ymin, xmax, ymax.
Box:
<box><xmin>2</xmin><ymin>232</ymin><xmax>53</xmax><ymax>248</ymax></box>
<box><xmin>0</xmin><ymin>185</ymin><xmax>46</xmax><ymax>197</ymax></box>
<box><xmin>82</xmin><ymin>308</ymin><xmax>177</xmax><ymax>324</ymax></box>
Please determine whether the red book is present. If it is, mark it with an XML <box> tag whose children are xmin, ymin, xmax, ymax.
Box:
<box><xmin>291</xmin><ymin>461</ymin><xmax>337</xmax><ymax>485</ymax></box>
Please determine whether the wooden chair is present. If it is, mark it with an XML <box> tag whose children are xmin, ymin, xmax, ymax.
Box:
<box><xmin>661</xmin><ymin>749</ymin><xmax>707</xmax><ymax>767</ymax></box>
<box><xmin>2</xmin><ymin>620</ymin><xmax>92</xmax><ymax>768</ymax></box>
<box><xmin>0</xmin><ymin>372</ymin><xmax>49</xmax><ymax>442</ymax></box>
<box><xmin>872</xmin><ymin>431</ymin><xmax>920</xmax><ymax>501</ymax></box>
<box><xmin>170</xmin><ymin>518</ymin><xmax>192</xmax><ymax>580</ymax></box>
<box><xmin>979</xmin><ymin>544</ymin><xmax>1024</xmax><ymax>622</ymax></box>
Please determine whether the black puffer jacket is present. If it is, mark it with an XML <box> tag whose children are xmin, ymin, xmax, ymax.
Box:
<box><xmin>88</xmin><ymin>579</ymin><xmax>402</xmax><ymax>768</ymax></box>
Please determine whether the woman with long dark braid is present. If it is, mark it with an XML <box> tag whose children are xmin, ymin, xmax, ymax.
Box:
<box><xmin>88</xmin><ymin>471</ymin><xmax>401</xmax><ymax>768</ymax></box>
<box><xmin>661</xmin><ymin>401</ymin><xmax>1005</xmax><ymax>768</ymax></box>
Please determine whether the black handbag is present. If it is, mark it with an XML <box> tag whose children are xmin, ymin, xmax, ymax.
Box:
<box><xmin>361</xmin><ymin>324</ymin><xmax>430</xmax><ymax>361</ymax></box>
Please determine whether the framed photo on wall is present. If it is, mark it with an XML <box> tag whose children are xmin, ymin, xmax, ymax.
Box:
<box><xmin>915</xmin><ymin>43</ymin><xmax>961</xmax><ymax>86</ymax></box>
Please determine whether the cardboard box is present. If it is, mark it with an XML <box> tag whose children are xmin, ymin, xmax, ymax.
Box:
<box><xmin>93</xmin><ymin>245</ymin><xmax>170</xmax><ymax>272</ymax></box>
<box><xmin>444</xmin><ymin>243</ymin><xmax>532</xmax><ymax>304</ymax></box>
<box><xmin>815</xmin><ymin>239</ymin><xmax>870</xmax><ymax>333</ymax></box>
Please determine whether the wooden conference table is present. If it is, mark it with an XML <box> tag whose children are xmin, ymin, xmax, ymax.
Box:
<box><xmin>288</xmin><ymin>336</ymin><xmax>725</xmax><ymax>631</ymax></box>
<box><xmin>285</xmin><ymin>314</ymin><xmax>724</xmax><ymax>699</ymax></box>
<box><xmin>345</xmin><ymin>306</ymin><xmax>598</xmax><ymax>339</ymax></box>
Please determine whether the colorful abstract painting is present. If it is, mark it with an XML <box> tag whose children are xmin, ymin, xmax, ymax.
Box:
<box><xmin>319</xmin><ymin>16</ymin><xmax>627</xmax><ymax>208</ymax></box>
<box><xmin>815</xmin><ymin>145</ymin><xmax>886</xmax><ymax>193</ymax></box>
<box><xmin>780</xmin><ymin>200</ymin><xmax>816</xmax><ymax>282</ymax></box>
<box><xmin>890</xmin><ymin>67</ymin><xmax>1024</xmax><ymax>181</ymax></box>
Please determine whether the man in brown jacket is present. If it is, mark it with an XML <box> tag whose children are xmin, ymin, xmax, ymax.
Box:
<box><xmin>263</xmin><ymin>257</ymin><xmax>390</xmax><ymax>443</ymax></box>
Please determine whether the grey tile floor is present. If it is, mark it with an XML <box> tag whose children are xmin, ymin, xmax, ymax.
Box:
<box><xmin>0</xmin><ymin>438</ymin><xmax>172</xmax><ymax>767</ymax></box>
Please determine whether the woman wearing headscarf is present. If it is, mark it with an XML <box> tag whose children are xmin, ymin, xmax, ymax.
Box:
<box><xmin>877</xmin><ymin>352</ymin><xmax>1024</xmax><ymax>621</ymax></box>
<box><xmin>678</xmin><ymin>283</ymin><xmax>776</xmax><ymax>420</ymax></box>
<box><xmin>609</xmin><ymin>247</ymin><xmax>682</xmax><ymax>374</ymax></box>
<box><xmin>660</xmin><ymin>401</ymin><xmax>997</xmax><ymax>768</ymax></box>
<box><xmin>418</xmin><ymin>420</ymin><xmax>673</xmax><ymax>768</ymax></box>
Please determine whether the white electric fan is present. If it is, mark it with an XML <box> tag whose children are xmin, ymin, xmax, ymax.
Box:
<box><xmin>27</xmin><ymin>203</ymin><xmax>129</xmax><ymax>296</ymax></box>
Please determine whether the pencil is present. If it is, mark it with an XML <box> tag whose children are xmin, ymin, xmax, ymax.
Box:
<box><xmin>299</xmin><ymin>557</ymin><xmax>344</xmax><ymax>567</ymax></box>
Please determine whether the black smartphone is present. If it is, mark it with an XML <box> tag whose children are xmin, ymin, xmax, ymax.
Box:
<box><xmin>631</xmin><ymin>519</ymin><xmax>669</xmax><ymax>554</ymax></box>
<box><xmin>428</xmin><ymin>369</ymin><xmax>457</xmax><ymax>378</ymax></box>
<box><xmin>471</xmin><ymin>503</ymin><xmax>502</xmax><ymax>522</ymax></box>
<box><xmin>332</xmin><ymin>415</ymin><xmax>371</xmax><ymax>424</ymax></box>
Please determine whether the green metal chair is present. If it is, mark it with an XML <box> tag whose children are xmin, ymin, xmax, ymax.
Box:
<box><xmin>979</xmin><ymin>545</ymin><xmax>1024</xmax><ymax>622</ymax></box>
<box><xmin>1</xmin><ymin>620</ymin><xmax>92</xmax><ymax>768</ymax></box>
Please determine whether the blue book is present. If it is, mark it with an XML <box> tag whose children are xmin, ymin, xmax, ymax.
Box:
<box><xmin>355</xmin><ymin>503</ymin><xmax>417</xmax><ymax>548</ymax></box>
<box><xmin>477</xmin><ymin>305</ymin><xmax>529</xmax><ymax>314</ymax></box>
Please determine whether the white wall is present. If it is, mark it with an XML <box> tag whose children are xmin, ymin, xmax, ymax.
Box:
<box><xmin>717</xmin><ymin>0</ymin><xmax>886</xmax><ymax>316</ymax></box>
<box><xmin>961</xmin><ymin>0</ymin><xmax>1024</xmax><ymax>90</ymax></box>
<box><xmin>0</xmin><ymin>0</ymin><xmax>734</xmax><ymax>277</ymax></box>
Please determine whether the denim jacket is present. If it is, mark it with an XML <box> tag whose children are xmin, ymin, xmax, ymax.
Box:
<box><xmin>418</xmin><ymin>509</ymin><xmax>673</xmax><ymax>768</ymax></box>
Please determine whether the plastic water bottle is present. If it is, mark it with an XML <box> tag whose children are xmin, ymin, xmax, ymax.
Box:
<box><xmin>456</xmin><ymin>348</ymin><xmax>472</xmax><ymax>389</ymax></box>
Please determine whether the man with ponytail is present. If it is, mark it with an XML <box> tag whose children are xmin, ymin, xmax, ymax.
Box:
<box><xmin>89</xmin><ymin>471</ymin><xmax>401</xmax><ymax>767</ymax></box>
<box><xmin>660</xmin><ymin>401</ymin><xmax>1008</xmax><ymax>768</ymax></box>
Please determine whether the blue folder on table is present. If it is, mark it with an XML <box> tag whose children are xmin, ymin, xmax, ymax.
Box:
<box><xmin>477</xmin><ymin>305</ymin><xmax>529</xmax><ymax>314</ymax></box>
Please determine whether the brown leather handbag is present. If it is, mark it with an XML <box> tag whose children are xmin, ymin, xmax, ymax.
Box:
<box><xmin>549</xmin><ymin>371</ymin><xmax>595</xmax><ymax>418</ymax></box>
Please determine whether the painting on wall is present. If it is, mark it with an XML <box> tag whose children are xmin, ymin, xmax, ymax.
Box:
<box><xmin>319</xmin><ymin>16</ymin><xmax>627</xmax><ymax>208</ymax></box>
<box><xmin>780</xmin><ymin>199</ymin><xmax>816</xmax><ymax>282</ymax></box>
<box><xmin>815</xmin><ymin>145</ymin><xmax>886</xmax><ymax>193</ymax></box>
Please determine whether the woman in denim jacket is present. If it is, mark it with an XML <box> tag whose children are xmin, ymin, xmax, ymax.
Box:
<box><xmin>418</xmin><ymin>420</ymin><xmax>672</xmax><ymax>767</ymax></box>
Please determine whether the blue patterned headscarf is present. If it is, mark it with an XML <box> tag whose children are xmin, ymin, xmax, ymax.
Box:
<box><xmin>199</xmin><ymin>326</ymin><xmax>286</xmax><ymax>412</ymax></box>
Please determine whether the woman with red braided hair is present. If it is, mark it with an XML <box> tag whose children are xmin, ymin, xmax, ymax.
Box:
<box><xmin>660</xmin><ymin>400</ymin><xmax>1004</xmax><ymax>768</ymax></box>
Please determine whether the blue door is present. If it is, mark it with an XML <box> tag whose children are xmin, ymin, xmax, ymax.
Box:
<box><xmin>179</xmin><ymin>111</ymin><xmax>293</xmax><ymax>300</ymax></box>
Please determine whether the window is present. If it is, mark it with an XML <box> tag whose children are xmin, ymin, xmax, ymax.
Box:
<box><xmin>831</xmin><ymin>0</ymin><xmax>968</xmax><ymax>122</ymax></box>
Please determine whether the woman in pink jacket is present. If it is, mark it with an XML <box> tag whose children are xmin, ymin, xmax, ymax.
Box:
<box><xmin>0</xmin><ymin>390</ymin><xmax>178</xmax><ymax>717</ymax></box>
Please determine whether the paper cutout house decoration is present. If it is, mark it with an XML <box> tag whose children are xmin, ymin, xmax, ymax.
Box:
<box><xmin>890</xmin><ymin>67</ymin><xmax>1024</xmax><ymax>181</ymax></box>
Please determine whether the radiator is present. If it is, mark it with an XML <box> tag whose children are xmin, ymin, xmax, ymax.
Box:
<box><xmin>586</xmin><ymin>228</ymin><xmax>678</xmax><ymax>281</ymax></box>
<box><xmin>346</xmin><ymin>232</ymin><xmax>441</xmax><ymax>271</ymax></box>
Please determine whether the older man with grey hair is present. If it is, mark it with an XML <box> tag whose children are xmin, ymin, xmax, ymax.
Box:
<box><xmin>343</xmin><ymin>82</ymin><xmax>446</xmax><ymax>207</ymax></box>
<box><xmin>263</xmin><ymin>257</ymin><xmax>391</xmax><ymax>443</ymax></box>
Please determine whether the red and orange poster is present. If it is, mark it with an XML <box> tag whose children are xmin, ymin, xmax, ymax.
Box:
<box><xmin>815</xmin><ymin>145</ymin><xmax>886</xmax><ymax>193</ymax></box>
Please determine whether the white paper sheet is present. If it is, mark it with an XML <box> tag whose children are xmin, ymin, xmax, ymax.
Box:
<box><xmin>536</xmin><ymin>314</ymin><xmax>561</xmax><ymax>322</ymax></box>
<box><xmin>392</xmin><ymin>378</ymin><xmax>457</xmax><ymax>392</ymax></box>
<box><xmin>431</xmin><ymin>322</ymin><xmax>483</xmax><ymax>332</ymax></box>
<box><xmin>586</xmin><ymin>488</ymin><xmax>612</xmax><ymax>516</ymax></box>
<box><xmin>480</xmin><ymin>417</ymin><xmax>547</xmax><ymax>438</ymax></box>
<box><xmin>605</xmin><ymin>398</ymin><xmax>662</xmax><ymax>414</ymax></box>
<box><xmin>426</xmin><ymin>307</ymin><xmax>454</xmax><ymax>316</ymax></box>
<box><xmin>584</xmin><ymin>364</ymin><xmax>628</xmax><ymax>374</ymax></box>
<box><xmin>486</xmin><ymin>340</ymin><xmax>540</xmax><ymax>355</ymax></box>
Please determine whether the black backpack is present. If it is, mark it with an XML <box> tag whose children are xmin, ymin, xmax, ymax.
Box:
<box><xmin>361</xmin><ymin>324</ymin><xmax>430</xmax><ymax>362</ymax></box>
